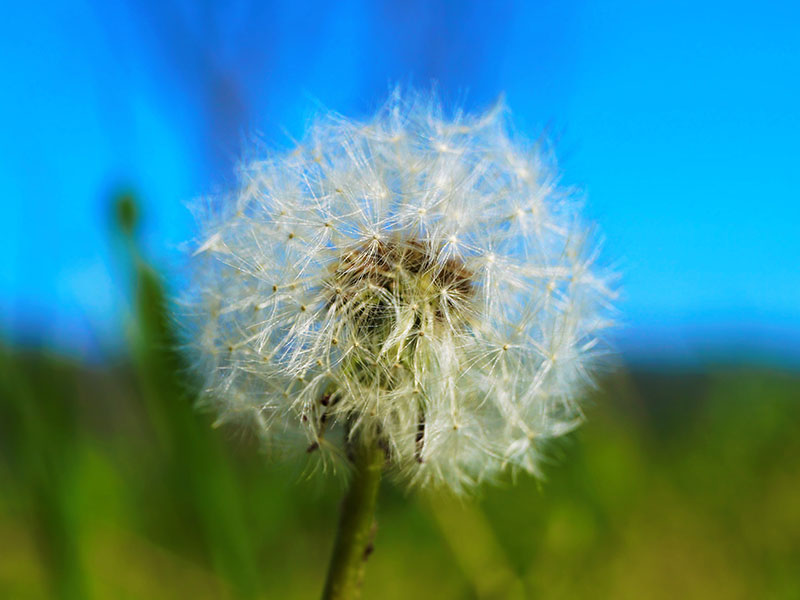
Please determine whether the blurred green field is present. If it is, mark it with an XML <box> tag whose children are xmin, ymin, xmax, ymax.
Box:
<box><xmin>1</xmin><ymin>206</ymin><xmax>799</xmax><ymax>599</ymax></box>
<box><xmin>2</xmin><ymin>354</ymin><xmax>799</xmax><ymax>599</ymax></box>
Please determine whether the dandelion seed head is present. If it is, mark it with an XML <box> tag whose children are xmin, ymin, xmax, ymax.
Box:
<box><xmin>181</xmin><ymin>90</ymin><xmax>616</xmax><ymax>493</ymax></box>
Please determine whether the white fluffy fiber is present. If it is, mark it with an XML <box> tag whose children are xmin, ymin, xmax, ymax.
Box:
<box><xmin>182</xmin><ymin>90</ymin><xmax>615</xmax><ymax>492</ymax></box>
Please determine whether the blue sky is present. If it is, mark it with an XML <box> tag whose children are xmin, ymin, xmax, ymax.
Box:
<box><xmin>1</xmin><ymin>0</ymin><xmax>798</xmax><ymax>363</ymax></box>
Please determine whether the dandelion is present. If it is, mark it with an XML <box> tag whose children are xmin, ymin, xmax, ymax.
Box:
<box><xmin>181</xmin><ymin>90</ymin><xmax>615</xmax><ymax>599</ymax></box>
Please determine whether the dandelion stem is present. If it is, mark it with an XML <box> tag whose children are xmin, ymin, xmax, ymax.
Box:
<box><xmin>321</xmin><ymin>441</ymin><xmax>384</xmax><ymax>600</ymax></box>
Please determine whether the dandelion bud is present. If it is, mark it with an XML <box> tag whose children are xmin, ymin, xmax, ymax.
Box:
<box><xmin>181</xmin><ymin>91</ymin><xmax>615</xmax><ymax>492</ymax></box>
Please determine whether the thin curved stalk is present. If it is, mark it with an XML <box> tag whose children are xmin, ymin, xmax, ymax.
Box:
<box><xmin>321</xmin><ymin>442</ymin><xmax>384</xmax><ymax>600</ymax></box>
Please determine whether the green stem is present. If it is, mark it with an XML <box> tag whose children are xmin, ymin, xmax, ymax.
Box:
<box><xmin>321</xmin><ymin>441</ymin><xmax>385</xmax><ymax>600</ymax></box>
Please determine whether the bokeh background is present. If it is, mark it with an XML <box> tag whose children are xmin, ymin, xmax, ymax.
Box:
<box><xmin>1</xmin><ymin>1</ymin><xmax>799</xmax><ymax>598</ymax></box>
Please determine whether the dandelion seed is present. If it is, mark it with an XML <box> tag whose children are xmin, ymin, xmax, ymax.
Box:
<box><xmin>181</xmin><ymin>90</ymin><xmax>615</xmax><ymax>494</ymax></box>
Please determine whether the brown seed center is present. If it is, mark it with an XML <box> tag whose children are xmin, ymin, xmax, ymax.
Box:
<box><xmin>329</xmin><ymin>237</ymin><xmax>474</xmax><ymax>327</ymax></box>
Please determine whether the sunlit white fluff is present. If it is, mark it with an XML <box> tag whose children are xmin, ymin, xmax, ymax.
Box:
<box><xmin>181</xmin><ymin>91</ymin><xmax>615</xmax><ymax>492</ymax></box>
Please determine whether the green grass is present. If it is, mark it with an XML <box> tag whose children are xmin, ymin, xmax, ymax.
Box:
<box><xmin>3</xmin><ymin>350</ymin><xmax>798</xmax><ymax>599</ymax></box>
